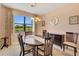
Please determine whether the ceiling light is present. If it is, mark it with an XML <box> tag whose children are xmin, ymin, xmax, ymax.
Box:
<box><xmin>30</xmin><ymin>15</ymin><xmax>41</xmax><ymax>22</ymax></box>
<box><xmin>35</xmin><ymin>16</ymin><xmax>41</xmax><ymax>21</ymax></box>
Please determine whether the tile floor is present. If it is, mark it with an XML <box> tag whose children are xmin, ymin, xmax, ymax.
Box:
<box><xmin>0</xmin><ymin>43</ymin><xmax>79</xmax><ymax>56</ymax></box>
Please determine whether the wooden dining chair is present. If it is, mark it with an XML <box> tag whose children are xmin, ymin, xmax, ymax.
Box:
<box><xmin>43</xmin><ymin>30</ymin><xmax>47</xmax><ymax>38</ymax></box>
<box><xmin>25</xmin><ymin>31</ymin><xmax>32</xmax><ymax>36</ymax></box>
<box><xmin>38</xmin><ymin>32</ymin><xmax>54</xmax><ymax>56</ymax></box>
<box><xmin>63</xmin><ymin>32</ymin><xmax>78</xmax><ymax>56</ymax></box>
<box><xmin>18</xmin><ymin>34</ymin><xmax>33</xmax><ymax>56</ymax></box>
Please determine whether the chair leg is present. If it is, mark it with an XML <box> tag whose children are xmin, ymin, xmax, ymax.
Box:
<box><xmin>74</xmin><ymin>48</ymin><xmax>77</xmax><ymax>56</ymax></box>
<box><xmin>63</xmin><ymin>44</ymin><xmax>65</xmax><ymax>51</ymax></box>
<box><xmin>23</xmin><ymin>52</ymin><xmax>24</xmax><ymax>56</ymax></box>
<box><xmin>37</xmin><ymin>46</ymin><xmax>38</xmax><ymax>56</ymax></box>
<box><xmin>20</xmin><ymin>50</ymin><xmax>22</xmax><ymax>56</ymax></box>
<box><xmin>51</xmin><ymin>50</ymin><xmax>52</xmax><ymax>56</ymax></box>
<box><xmin>51</xmin><ymin>47</ymin><xmax>52</xmax><ymax>56</ymax></box>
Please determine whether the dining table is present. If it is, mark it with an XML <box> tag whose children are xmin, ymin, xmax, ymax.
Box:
<box><xmin>23</xmin><ymin>35</ymin><xmax>45</xmax><ymax>56</ymax></box>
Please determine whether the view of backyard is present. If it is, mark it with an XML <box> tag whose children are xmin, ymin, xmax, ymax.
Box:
<box><xmin>13</xmin><ymin>15</ymin><xmax>33</xmax><ymax>32</ymax></box>
<box><xmin>15</xmin><ymin>24</ymin><xmax>32</xmax><ymax>32</ymax></box>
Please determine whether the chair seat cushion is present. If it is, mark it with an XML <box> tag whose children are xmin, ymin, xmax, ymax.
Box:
<box><xmin>63</xmin><ymin>42</ymin><xmax>77</xmax><ymax>47</ymax></box>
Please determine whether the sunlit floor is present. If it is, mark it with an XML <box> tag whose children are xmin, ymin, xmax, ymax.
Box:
<box><xmin>0</xmin><ymin>43</ymin><xmax>79</xmax><ymax>56</ymax></box>
<box><xmin>0</xmin><ymin>43</ymin><xmax>32</xmax><ymax>56</ymax></box>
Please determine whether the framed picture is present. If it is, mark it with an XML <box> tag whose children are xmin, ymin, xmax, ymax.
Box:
<box><xmin>49</xmin><ymin>17</ymin><xmax>59</xmax><ymax>26</ymax></box>
<box><xmin>42</xmin><ymin>20</ymin><xmax>45</xmax><ymax>26</ymax></box>
<box><xmin>69</xmin><ymin>15</ymin><xmax>79</xmax><ymax>25</ymax></box>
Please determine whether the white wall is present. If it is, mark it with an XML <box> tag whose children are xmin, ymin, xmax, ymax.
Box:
<box><xmin>43</xmin><ymin>4</ymin><xmax>79</xmax><ymax>34</ymax></box>
<box><xmin>36</xmin><ymin>4</ymin><xmax>79</xmax><ymax>48</ymax></box>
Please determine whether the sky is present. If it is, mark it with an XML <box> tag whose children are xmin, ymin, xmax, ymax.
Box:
<box><xmin>13</xmin><ymin>15</ymin><xmax>32</xmax><ymax>24</ymax></box>
<box><xmin>13</xmin><ymin>15</ymin><xmax>32</xmax><ymax>26</ymax></box>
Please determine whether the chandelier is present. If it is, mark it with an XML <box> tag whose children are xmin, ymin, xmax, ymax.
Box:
<box><xmin>30</xmin><ymin>15</ymin><xmax>41</xmax><ymax>22</ymax></box>
<box><xmin>29</xmin><ymin>3</ymin><xmax>41</xmax><ymax>22</ymax></box>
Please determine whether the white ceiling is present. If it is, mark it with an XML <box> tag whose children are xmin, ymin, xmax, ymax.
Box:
<box><xmin>2</xmin><ymin>3</ymin><xmax>65</xmax><ymax>15</ymax></box>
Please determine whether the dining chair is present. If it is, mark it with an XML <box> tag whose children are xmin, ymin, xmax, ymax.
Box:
<box><xmin>25</xmin><ymin>31</ymin><xmax>32</xmax><ymax>36</ymax></box>
<box><xmin>38</xmin><ymin>32</ymin><xmax>54</xmax><ymax>56</ymax></box>
<box><xmin>63</xmin><ymin>32</ymin><xmax>78</xmax><ymax>56</ymax></box>
<box><xmin>18</xmin><ymin>34</ymin><xmax>33</xmax><ymax>56</ymax></box>
<box><xmin>43</xmin><ymin>30</ymin><xmax>47</xmax><ymax>38</ymax></box>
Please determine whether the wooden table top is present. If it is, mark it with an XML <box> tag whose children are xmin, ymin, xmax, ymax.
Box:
<box><xmin>23</xmin><ymin>35</ymin><xmax>44</xmax><ymax>46</ymax></box>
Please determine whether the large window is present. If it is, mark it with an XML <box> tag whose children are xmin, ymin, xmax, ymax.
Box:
<box><xmin>13</xmin><ymin>15</ymin><xmax>33</xmax><ymax>32</ymax></box>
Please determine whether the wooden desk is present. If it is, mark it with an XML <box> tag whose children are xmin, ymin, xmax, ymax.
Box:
<box><xmin>24</xmin><ymin>35</ymin><xmax>44</xmax><ymax>56</ymax></box>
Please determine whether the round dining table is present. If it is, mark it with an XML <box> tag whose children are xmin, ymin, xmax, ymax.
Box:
<box><xmin>23</xmin><ymin>35</ymin><xmax>44</xmax><ymax>56</ymax></box>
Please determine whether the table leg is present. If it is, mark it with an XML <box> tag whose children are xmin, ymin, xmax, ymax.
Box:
<box><xmin>37</xmin><ymin>46</ymin><xmax>38</xmax><ymax>56</ymax></box>
<box><xmin>32</xmin><ymin>46</ymin><xmax>39</xmax><ymax>56</ymax></box>
<box><xmin>32</xmin><ymin>46</ymin><xmax>36</xmax><ymax>56</ymax></box>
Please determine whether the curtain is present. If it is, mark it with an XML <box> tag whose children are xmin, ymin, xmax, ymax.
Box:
<box><xmin>0</xmin><ymin>6</ymin><xmax>13</xmax><ymax>48</ymax></box>
<box><xmin>5</xmin><ymin>7</ymin><xmax>13</xmax><ymax>45</ymax></box>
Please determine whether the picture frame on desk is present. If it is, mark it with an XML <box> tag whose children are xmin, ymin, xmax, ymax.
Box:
<box><xmin>69</xmin><ymin>15</ymin><xmax>79</xmax><ymax>25</ymax></box>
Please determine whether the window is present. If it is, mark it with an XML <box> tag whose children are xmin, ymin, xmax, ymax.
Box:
<box><xmin>25</xmin><ymin>16</ymin><xmax>33</xmax><ymax>32</ymax></box>
<box><xmin>13</xmin><ymin>15</ymin><xmax>33</xmax><ymax>32</ymax></box>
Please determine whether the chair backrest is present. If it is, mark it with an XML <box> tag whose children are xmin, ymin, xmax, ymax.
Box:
<box><xmin>43</xmin><ymin>30</ymin><xmax>47</xmax><ymax>38</ymax></box>
<box><xmin>66</xmin><ymin>32</ymin><xmax>78</xmax><ymax>44</ymax></box>
<box><xmin>25</xmin><ymin>31</ymin><xmax>32</xmax><ymax>36</ymax></box>
<box><xmin>18</xmin><ymin>34</ymin><xmax>24</xmax><ymax>52</ymax></box>
<box><xmin>44</xmin><ymin>32</ymin><xmax>54</xmax><ymax>56</ymax></box>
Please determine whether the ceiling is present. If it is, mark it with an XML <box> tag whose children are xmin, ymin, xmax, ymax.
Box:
<box><xmin>2</xmin><ymin>3</ymin><xmax>65</xmax><ymax>15</ymax></box>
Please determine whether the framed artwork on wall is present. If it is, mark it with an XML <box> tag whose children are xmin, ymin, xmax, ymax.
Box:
<box><xmin>69</xmin><ymin>15</ymin><xmax>79</xmax><ymax>25</ymax></box>
<box><xmin>49</xmin><ymin>17</ymin><xmax>59</xmax><ymax>26</ymax></box>
<box><xmin>42</xmin><ymin>20</ymin><xmax>45</xmax><ymax>26</ymax></box>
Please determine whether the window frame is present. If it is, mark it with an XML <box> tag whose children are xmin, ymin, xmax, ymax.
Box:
<box><xmin>14</xmin><ymin>15</ymin><xmax>33</xmax><ymax>32</ymax></box>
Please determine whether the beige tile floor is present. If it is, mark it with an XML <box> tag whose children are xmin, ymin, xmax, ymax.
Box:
<box><xmin>0</xmin><ymin>44</ymin><xmax>32</xmax><ymax>56</ymax></box>
<box><xmin>0</xmin><ymin>43</ymin><xmax>79</xmax><ymax>56</ymax></box>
